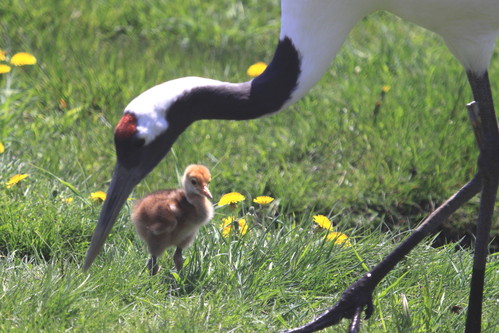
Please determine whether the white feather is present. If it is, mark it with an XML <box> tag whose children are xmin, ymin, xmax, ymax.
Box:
<box><xmin>281</xmin><ymin>0</ymin><xmax>499</xmax><ymax>106</ymax></box>
<box><xmin>124</xmin><ymin>0</ymin><xmax>499</xmax><ymax>140</ymax></box>
<box><xmin>124</xmin><ymin>77</ymin><xmax>224</xmax><ymax>144</ymax></box>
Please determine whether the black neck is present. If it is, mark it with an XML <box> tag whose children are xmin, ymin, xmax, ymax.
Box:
<box><xmin>168</xmin><ymin>37</ymin><xmax>301</xmax><ymax>125</ymax></box>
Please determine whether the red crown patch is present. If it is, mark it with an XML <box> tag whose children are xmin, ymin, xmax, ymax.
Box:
<box><xmin>115</xmin><ymin>113</ymin><xmax>137</xmax><ymax>141</ymax></box>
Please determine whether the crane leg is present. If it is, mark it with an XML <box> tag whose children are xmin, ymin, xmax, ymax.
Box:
<box><xmin>283</xmin><ymin>71</ymin><xmax>497</xmax><ymax>333</ymax></box>
<box><xmin>465</xmin><ymin>70</ymin><xmax>498</xmax><ymax>333</ymax></box>
<box><xmin>283</xmin><ymin>176</ymin><xmax>481</xmax><ymax>333</ymax></box>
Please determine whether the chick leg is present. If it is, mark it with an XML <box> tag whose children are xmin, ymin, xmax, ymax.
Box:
<box><xmin>173</xmin><ymin>247</ymin><xmax>184</xmax><ymax>271</ymax></box>
<box><xmin>147</xmin><ymin>255</ymin><xmax>159</xmax><ymax>275</ymax></box>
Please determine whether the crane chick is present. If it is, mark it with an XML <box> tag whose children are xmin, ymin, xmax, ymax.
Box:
<box><xmin>131</xmin><ymin>164</ymin><xmax>214</xmax><ymax>275</ymax></box>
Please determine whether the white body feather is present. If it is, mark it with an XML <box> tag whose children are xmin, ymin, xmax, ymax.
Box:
<box><xmin>124</xmin><ymin>0</ymin><xmax>499</xmax><ymax>141</ymax></box>
<box><xmin>125</xmin><ymin>77</ymin><xmax>225</xmax><ymax>144</ymax></box>
<box><xmin>281</xmin><ymin>0</ymin><xmax>499</xmax><ymax>106</ymax></box>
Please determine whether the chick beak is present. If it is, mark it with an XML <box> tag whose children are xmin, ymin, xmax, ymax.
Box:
<box><xmin>202</xmin><ymin>185</ymin><xmax>212</xmax><ymax>199</ymax></box>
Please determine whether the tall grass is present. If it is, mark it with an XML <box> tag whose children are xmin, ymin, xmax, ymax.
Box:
<box><xmin>0</xmin><ymin>0</ymin><xmax>498</xmax><ymax>332</ymax></box>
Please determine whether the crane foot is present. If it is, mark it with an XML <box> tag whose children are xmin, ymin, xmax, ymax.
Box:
<box><xmin>283</xmin><ymin>273</ymin><xmax>375</xmax><ymax>333</ymax></box>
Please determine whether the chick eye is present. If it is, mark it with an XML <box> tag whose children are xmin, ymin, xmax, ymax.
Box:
<box><xmin>191</xmin><ymin>179</ymin><xmax>197</xmax><ymax>185</ymax></box>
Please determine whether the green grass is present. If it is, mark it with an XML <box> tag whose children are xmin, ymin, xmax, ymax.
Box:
<box><xmin>0</xmin><ymin>0</ymin><xmax>498</xmax><ymax>332</ymax></box>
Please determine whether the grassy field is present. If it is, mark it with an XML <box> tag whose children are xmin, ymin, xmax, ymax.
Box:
<box><xmin>1</xmin><ymin>0</ymin><xmax>498</xmax><ymax>332</ymax></box>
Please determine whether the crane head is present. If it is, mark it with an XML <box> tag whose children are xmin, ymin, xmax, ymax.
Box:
<box><xmin>82</xmin><ymin>79</ymin><xmax>210</xmax><ymax>270</ymax></box>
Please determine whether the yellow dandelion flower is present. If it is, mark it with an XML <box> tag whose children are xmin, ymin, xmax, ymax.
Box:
<box><xmin>382</xmin><ymin>85</ymin><xmax>391</xmax><ymax>93</ymax></box>
<box><xmin>238</xmin><ymin>219</ymin><xmax>248</xmax><ymax>236</ymax></box>
<box><xmin>0</xmin><ymin>64</ymin><xmax>11</xmax><ymax>74</ymax></box>
<box><xmin>220</xmin><ymin>217</ymin><xmax>233</xmax><ymax>237</ymax></box>
<box><xmin>253</xmin><ymin>196</ymin><xmax>274</xmax><ymax>205</ymax></box>
<box><xmin>5</xmin><ymin>174</ymin><xmax>29</xmax><ymax>188</ymax></box>
<box><xmin>10</xmin><ymin>52</ymin><xmax>37</xmax><ymax>66</ymax></box>
<box><xmin>62</xmin><ymin>197</ymin><xmax>74</xmax><ymax>203</ymax></box>
<box><xmin>246</xmin><ymin>62</ymin><xmax>267</xmax><ymax>77</ymax></box>
<box><xmin>220</xmin><ymin>217</ymin><xmax>248</xmax><ymax>237</ymax></box>
<box><xmin>0</xmin><ymin>49</ymin><xmax>5</xmax><ymax>61</ymax></box>
<box><xmin>313</xmin><ymin>214</ymin><xmax>333</xmax><ymax>231</ymax></box>
<box><xmin>220</xmin><ymin>216</ymin><xmax>235</xmax><ymax>237</ymax></box>
<box><xmin>218</xmin><ymin>192</ymin><xmax>245</xmax><ymax>206</ymax></box>
<box><xmin>324</xmin><ymin>231</ymin><xmax>352</xmax><ymax>247</ymax></box>
<box><xmin>220</xmin><ymin>217</ymin><xmax>234</xmax><ymax>227</ymax></box>
<box><xmin>90</xmin><ymin>191</ymin><xmax>107</xmax><ymax>202</ymax></box>
<box><xmin>0</xmin><ymin>142</ymin><xmax>4</xmax><ymax>153</ymax></box>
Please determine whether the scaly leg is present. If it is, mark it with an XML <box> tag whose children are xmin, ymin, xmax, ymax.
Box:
<box><xmin>465</xmin><ymin>71</ymin><xmax>498</xmax><ymax>333</ymax></box>
<box><xmin>284</xmin><ymin>176</ymin><xmax>481</xmax><ymax>333</ymax></box>
<box><xmin>284</xmin><ymin>71</ymin><xmax>497</xmax><ymax>333</ymax></box>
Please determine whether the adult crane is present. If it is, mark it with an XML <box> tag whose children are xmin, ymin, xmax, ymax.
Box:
<box><xmin>84</xmin><ymin>0</ymin><xmax>499</xmax><ymax>332</ymax></box>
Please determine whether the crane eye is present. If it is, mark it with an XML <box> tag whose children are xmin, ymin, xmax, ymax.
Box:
<box><xmin>191</xmin><ymin>179</ymin><xmax>197</xmax><ymax>185</ymax></box>
<box><xmin>131</xmin><ymin>136</ymin><xmax>145</xmax><ymax>148</ymax></box>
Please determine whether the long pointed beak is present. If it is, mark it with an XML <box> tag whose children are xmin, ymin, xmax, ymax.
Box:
<box><xmin>83</xmin><ymin>164</ymin><xmax>141</xmax><ymax>271</ymax></box>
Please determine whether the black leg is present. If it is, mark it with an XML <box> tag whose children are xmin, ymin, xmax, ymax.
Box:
<box><xmin>284</xmin><ymin>71</ymin><xmax>497</xmax><ymax>333</ymax></box>
<box><xmin>465</xmin><ymin>71</ymin><xmax>498</xmax><ymax>333</ymax></box>
<box><xmin>173</xmin><ymin>247</ymin><xmax>184</xmax><ymax>271</ymax></box>
<box><xmin>283</xmin><ymin>176</ymin><xmax>481</xmax><ymax>333</ymax></box>
<box><xmin>147</xmin><ymin>255</ymin><xmax>159</xmax><ymax>276</ymax></box>
<box><xmin>347</xmin><ymin>307</ymin><xmax>363</xmax><ymax>333</ymax></box>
